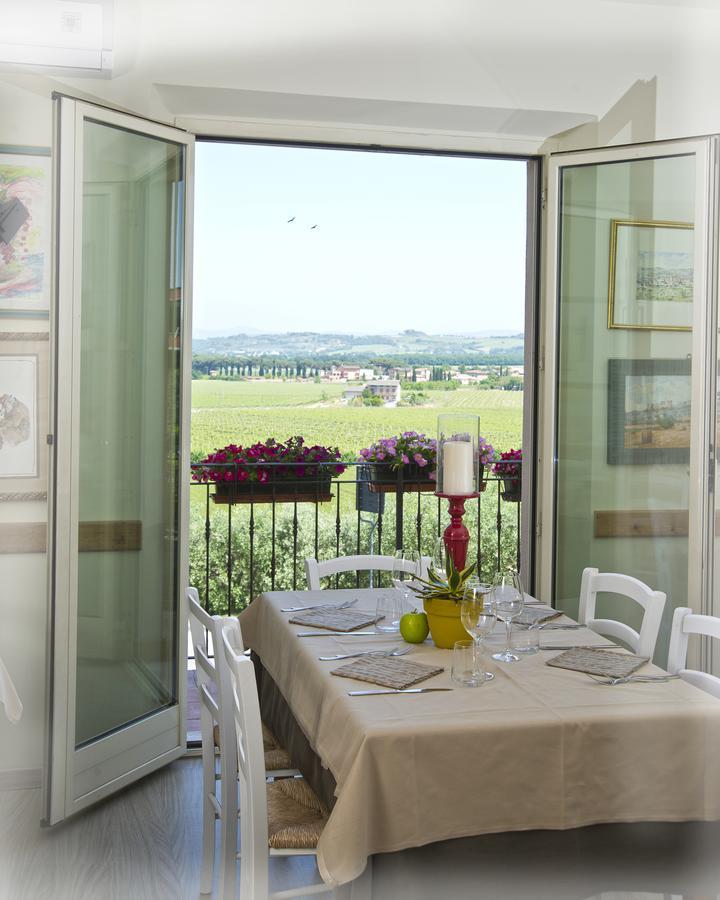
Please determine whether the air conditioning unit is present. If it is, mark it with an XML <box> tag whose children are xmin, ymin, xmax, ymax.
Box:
<box><xmin>0</xmin><ymin>0</ymin><xmax>113</xmax><ymax>75</ymax></box>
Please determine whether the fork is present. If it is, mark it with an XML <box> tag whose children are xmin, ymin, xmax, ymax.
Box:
<box><xmin>594</xmin><ymin>674</ymin><xmax>680</xmax><ymax>686</ymax></box>
<box><xmin>281</xmin><ymin>598</ymin><xmax>358</xmax><ymax>613</ymax></box>
<box><xmin>318</xmin><ymin>646</ymin><xmax>411</xmax><ymax>662</ymax></box>
<box><xmin>537</xmin><ymin>623</ymin><xmax>584</xmax><ymax>631</ymax></box>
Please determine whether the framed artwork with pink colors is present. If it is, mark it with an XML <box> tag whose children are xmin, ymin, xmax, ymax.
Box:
<box><xmin>0</xmin><ymin>146</ymin><xmax>52</xmax><ymax>318</ymax></box>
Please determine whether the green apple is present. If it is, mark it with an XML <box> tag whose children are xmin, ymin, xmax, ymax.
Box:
<box><xmin>400</xmin><ymin>610</ymin><xmax>429</xmax><ymax>644</ymax></box>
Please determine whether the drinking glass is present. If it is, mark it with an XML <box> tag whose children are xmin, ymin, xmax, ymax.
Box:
<box><xmin>375</xmin><ymin>592</ymin><xmax>402</xmax><ymax>633</ymax></box>
<box><xmin>460</xmin><ymin>583</ymin><xmax>497</xmax><ymax>682</ymax></box>
<box><xmin>431</xmin><ymin>537</ymin><xmax>448</xmax><ymax>578</ymax></box>
<box><xmin>490</xmin><ymin>568</ymin><xmax>525</xmax><ymax>663</ymax></box>
<box><xmin>451</xmin><ymin>640</ymin><xmax>483</xmax><ymax>687</ymax></box>
<box><xmin>392</xmin><ymin>549</ymin><xmax>420</xmax><ymax>613</ymax></box>
<box><xmin>512</xmin><ymin>623</ymin><xmax>541</xmax><ymax>655</ymax></box>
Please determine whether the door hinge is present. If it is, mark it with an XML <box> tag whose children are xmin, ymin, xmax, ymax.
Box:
<box><xmin>538</xmin><ymin>347</ymin><xmax>545</xmax><ymax>372</ymax></box>
<box><xmin>535</xmin><ymin>521</ymin><xmax>542</xmax><ymax>537</ymax></box>
<box><xmin>540</xmin><ymin>188</ymin><xmax>547</xmax><ymax>210</ymax></box>
<box><xmin>47</xmin><ymin>433</ymin><xmax>54</xmax><ymax>445</ymax></box>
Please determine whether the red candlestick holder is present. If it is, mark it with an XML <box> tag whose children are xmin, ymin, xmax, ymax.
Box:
<box><xmin>435</xmin><ymin>492</ymin><xmax>479</xmax><ymax>570</ymax></box>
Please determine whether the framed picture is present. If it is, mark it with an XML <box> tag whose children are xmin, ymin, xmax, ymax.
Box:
<box><xmin>608</xmin><ymin>219</ymin><xmax>694</xmax><ymax>331</ymax></box>
<box><xmin>0</xmin><ymin>332</ymin><xmax>49</xmax><ymax>500</ymax></box>
<box><xmin>607</xmin><ymin>358</ymin><xmax>691</xmax><ymax>466</ymax></box>
<box><xmin>0</xmin><ymin>146</ymin><xmax>52</xmax><ymax>318</ymax></box>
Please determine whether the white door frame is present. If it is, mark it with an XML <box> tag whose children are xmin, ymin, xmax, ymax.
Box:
<box><xmin>45</xmin><ymin>96</ymin><xmax>194</xmax><ymax>824</ymax></box>
<box><xmin>537</xmin><ymin>138</ymin><xmax>717</xmax><ymax>626</ymax></box>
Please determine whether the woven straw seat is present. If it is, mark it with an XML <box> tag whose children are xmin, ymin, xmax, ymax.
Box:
<box><xmin>213</xmin><ymin>722</ymin><xmax>293</xmax><ymax>771</ymax></box>
<box><xmin>214</xmin><ymin>721</ymin><xmax>280</xmax><ymax>752</ymax></box>
<box><xmin>266</xmin><ymin>778</ymin><xmax>329</xmax><ymax>850</ymax></box>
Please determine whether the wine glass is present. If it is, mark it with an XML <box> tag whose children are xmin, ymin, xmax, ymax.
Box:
<box><xmin>392</xmin><ymin>549</ymin><xmax>420</xmax><ymax>613</ymax></box>
<box><xmin>460</xmin><ymin>582</ymin><xmax>497</xmax><ymax>682</ymax></box>
<box><xmin>490</xmin><ymin>568</ymin><xmax>525</xmax><ymax>663</ymax></box>
<box><xmin>431</xmin><ymin>537</ymin><xmax>447</xmax><ymax>578</ymax></box>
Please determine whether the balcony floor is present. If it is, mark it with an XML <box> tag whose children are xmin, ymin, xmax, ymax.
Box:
<box><xmin>1</xmin><ymin>757</ymin><xmax>720</xmax><ymax>899</ymax></box>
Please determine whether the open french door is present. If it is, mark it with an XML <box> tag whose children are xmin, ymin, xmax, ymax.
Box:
<box><xmin>538</xmin><ymin>138</ymin><xmax>718</xmax><ymax>668</ymax></box>
<box><xmin>45</xmin><ymin>98</ymin><xmax>194</xmax><ymax>823</ymax></box>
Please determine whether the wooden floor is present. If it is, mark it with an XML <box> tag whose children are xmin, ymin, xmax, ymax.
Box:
<box><xmin>1</xmin><ymin>757</ymin><xmax>720</xmax><ymax>900</ymax></box>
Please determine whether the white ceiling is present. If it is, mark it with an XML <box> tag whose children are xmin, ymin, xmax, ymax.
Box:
<box><xmin>49</xmin><ymin>0</ymin><xmax>720</xmax><ymax>142</ymax></box>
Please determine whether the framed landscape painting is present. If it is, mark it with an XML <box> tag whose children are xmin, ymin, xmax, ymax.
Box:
<box><xmin>0</xmin><ymin>146</ymin><xmax>52</xmax><ymax>318</ymax></box>
<box><xmin>0</xmin><ymin>332</ymin><xmax>49</xmax><ymax>500</ymax></box>
<box><xmin>608</xmin><ymin>219</ymin><xmax>693</xmax><ymax>331</ymax></box>
<box><xmin>607</xmin><ymin>358</ymin><xmax>691</xmax><ymax>465</ymax></box>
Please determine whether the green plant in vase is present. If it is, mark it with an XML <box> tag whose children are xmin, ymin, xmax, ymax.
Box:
<box><xmin>410</xmin><ymin>555</ymin><xmax>478</xmax><ymax>648</ymax></box>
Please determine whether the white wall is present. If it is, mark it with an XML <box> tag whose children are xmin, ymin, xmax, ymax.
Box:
<box><xmin>0</xmin><ymin>79</ymin><xmax>52</xmax><ymax>781</ymax></box>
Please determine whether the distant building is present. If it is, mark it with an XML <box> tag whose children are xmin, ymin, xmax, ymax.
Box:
<box><xmin>343</xmin><ymin>380</ymin><xmax>401</xmax><ymax>406</ymax></box>
<box><xmin>366</xmin><ymin>380</ymin><xmax>401</xmax><ymax>405</ymax></box>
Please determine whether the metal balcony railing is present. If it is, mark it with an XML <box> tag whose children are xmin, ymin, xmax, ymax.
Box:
<box><xmin>189</xmin><ymin>460</ymin><xmax>521</xmax><ymax>615</ymax></box>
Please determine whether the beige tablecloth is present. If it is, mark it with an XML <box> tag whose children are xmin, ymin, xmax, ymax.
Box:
<box><xmin>239</xmin><ymin>589</ymin><xmax>720</xmax><ymax>887</ymax></box>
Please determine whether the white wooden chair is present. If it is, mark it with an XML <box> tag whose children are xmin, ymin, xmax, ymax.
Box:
<box><xmin>305</xmin><ymin>553</ymin><xmax>429</xmax><ymax>591</ymax></box>
<box><xmin>187</xmin><ymin>588</ymin><xmax>297</xmax><ymax>899</ymax></box>
<box><xmin>578</xmin><ymin>568</ymin><xmax>666</xmax><ymax>659</ymax></box>
<box><xmin>222</xmin><ymin>621</ymin><xmax>373</xmax><ymax>900</ymax></box>
<box><xmin>667</xmin><ymin>607</ymin><xmax>720</xmax><ymax>699</ymax></box>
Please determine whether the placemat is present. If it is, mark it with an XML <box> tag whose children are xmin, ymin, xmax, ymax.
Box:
<box><xmin>330</xmin><ymin>656</ymin><xmax>444</xmax><ymax>689</ymax></box>
<box><xmin>289</xmin><ymin>608</ymin><xmax>380</xmax><ymax>632</ymax></box>
<box><xmin>515</xmin><ymin>606</ymin><xmax>563</xmax><ymax>626</ymax></box>
<box><xmin>546</xmin><ymin>647</ymin><xmax>648</xmax><ymax>677</ymax></box>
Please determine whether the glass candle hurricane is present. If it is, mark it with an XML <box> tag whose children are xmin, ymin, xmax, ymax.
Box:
<box><xmin>436</xmin><ymin>414</ymin><xmax>481</xmax><ymax>496</ymax></box>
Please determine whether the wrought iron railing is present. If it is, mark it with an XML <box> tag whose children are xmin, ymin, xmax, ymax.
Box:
<box><xmin>189</xmin><ymin>460</ymin><xmax>521</xmax><ymax>615</ymax></box>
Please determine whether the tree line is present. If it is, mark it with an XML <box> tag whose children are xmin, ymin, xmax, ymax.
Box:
<box><xmin>192</xmin><ymin>352</ymin><xmax>525</xmax><ymax>379</ymax></box>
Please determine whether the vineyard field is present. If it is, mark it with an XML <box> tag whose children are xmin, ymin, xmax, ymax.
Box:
<box><xmin>191</xmin><ymin>381</ymin><xmax>523</xmax><ymax>456</ymax></box>
<box><xmin>191</xmin><ymin>379</ymin><xmax>346</xmax><ymax>409</ymax></box>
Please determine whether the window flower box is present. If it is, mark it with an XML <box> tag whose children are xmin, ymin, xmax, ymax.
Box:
<box><xmin>192</xmin><ymin>436</ymin><xmax>345</xmax><ymax>505</ymax></box>
<box><xmin>493</xmin><ymin>448</ymin><xmax>522</xmax><ymax>502</ymax></box>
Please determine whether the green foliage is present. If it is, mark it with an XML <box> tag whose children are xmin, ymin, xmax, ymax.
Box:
<box><xmin>411</xmin><ymin>556</ymin><xmax>478</xmax><ymax>603</ymax></box>
<box><xmin>189</xmin><ymin>481</ymin><xmax>521</xmax><ymax>615</ymax></box>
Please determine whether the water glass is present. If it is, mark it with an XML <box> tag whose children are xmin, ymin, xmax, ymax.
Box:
<box><xmin>375</xmin><ymin>592</ymin><xmax>402</xmax><ymax>633</ymax></box>
<box><xmin>512</xmin><ymin>623</ymin><xmax>540</xmax><ymax>655</ymax></box>
<box><xmin>451</xmin><ymin>640</ymin><xmax>483</xmax><ymax>687</ymax></box>
<box><xmin>392</xmin><ymin>550</ymin><xmax>420</xmax><ymax>612</ymax></box>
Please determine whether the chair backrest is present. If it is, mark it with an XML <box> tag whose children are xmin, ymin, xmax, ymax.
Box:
<box><xmin>578</xmin><ymin>567</ymin><xmax>666</xmax><ymax>659</ymax></box>
<box><xmin>304</xmin><ymin>553</ymin><xmax>429</xmax><ymax>590</ymax></box>
<box><xmin>222</xmin><ymin>621</ymin><xmax>270</xmax><ymax>900</ymax></box>
<box><xmin>186</xmin><ymin>588</ymin><xmax>240</xmax><ymax>797</ymax></box>
<box><xmin>667</xmin><ymin>607</ymin><xmax>720</xmax><ymax>699</ymax></box>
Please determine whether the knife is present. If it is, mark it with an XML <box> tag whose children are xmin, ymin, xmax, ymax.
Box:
<box><xmin>539</xmin><ymin>644</ymin><xmax>619</xmax><ymax>651</ymax></box>
<box><xmin>348</xmin><ymin>687</ymin><xmax>452</xmax><ymax>696</ymax></box>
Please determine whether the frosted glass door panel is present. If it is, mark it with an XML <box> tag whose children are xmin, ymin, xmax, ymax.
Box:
<box><xmin>75</xmin><ymin>121</ymin><xmax>183</xmax><ymax>747</ymax></box>
<box><xmin>555</xmin><ymin>154</ymin><xmax>696</xmax><ymax>664</ymax></box>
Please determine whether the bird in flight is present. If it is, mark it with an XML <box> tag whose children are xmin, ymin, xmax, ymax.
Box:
<box><xmin>287</xmin><ymin>216</ymin><xmax>295</xmax><ymax>223</ymax></box>
<box><xmin>310</xmin><ymin>224</ymin><xmax>318</xmax><ymax>230</ymax></box>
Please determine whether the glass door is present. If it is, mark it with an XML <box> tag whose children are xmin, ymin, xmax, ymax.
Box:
<box><xmin>539</xmin><ymin>140</ymin><xmax>716</xmax><ymax>665</ymax></box>
<box><xmin>46</xmin><ymin>98</ymin><xmax>193</xmax><ymax>823</ymax></box>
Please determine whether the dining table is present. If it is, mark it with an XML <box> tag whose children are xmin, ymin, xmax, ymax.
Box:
<box><xmin>238</xmin><ymin>588</ymin><xmax>720</xmax><ymax>888</ymax></box>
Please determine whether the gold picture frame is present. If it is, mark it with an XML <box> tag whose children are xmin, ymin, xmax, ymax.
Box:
<box><xmin>608</xmin><ymin>219</ymin><xmax>694</xmax><ymax>332</ymax></box>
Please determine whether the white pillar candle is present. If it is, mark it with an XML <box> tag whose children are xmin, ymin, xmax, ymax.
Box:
<box><xmin>442</xmin><ymin>441</ymin><xmax>474</xmax><ymax>494</ymax></box>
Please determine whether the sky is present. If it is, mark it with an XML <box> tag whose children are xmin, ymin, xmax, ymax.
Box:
<box><xmin>193</xmin><ymin>142</ymin><xmax>528</xmax><ymax>337</ymax></box>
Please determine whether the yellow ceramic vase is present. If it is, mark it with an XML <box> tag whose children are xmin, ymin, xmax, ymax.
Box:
<box><xmin>422</xmin><ymin>598</ymin><xmax>469</xmax><ymax>649</ymax></box>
